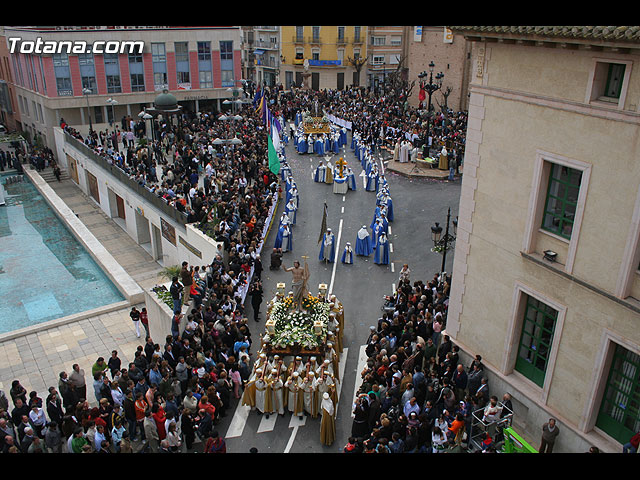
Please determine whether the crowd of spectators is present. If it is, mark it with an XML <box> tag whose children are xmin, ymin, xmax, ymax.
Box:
<box><xmin>61</xmin><ymin>102</ymin><xmax>278</xmax><ymax>244</ymax></box>
<box><xmin>274</xmin><ymin>85</ymin><xmax>467</xmax><ymax>161</ymax></box>
<box><xmin>344</xmin><ymin>269</ymin><xmax>512</xmax><ymax>454</ymax></box>
<box><xmin>0</xmin><ymin>93</ymin><xmax>284</xmax><ymax>454</ymax></box>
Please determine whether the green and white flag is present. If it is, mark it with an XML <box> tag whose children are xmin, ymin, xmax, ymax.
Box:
<box><xmin>268</xmin><ymin>122</ymin><xmax>281</xmax><ymax>175</ymax></box>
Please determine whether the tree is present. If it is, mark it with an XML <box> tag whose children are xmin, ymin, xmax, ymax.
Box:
<box><xmin>384</xmin><ymin>54</ymin><xmax>412</xmax><ymax>100</ymax></box>
<box><xmin>437</xmin><ymin>86</ymin><xmax>453</xmax><ymax>112</ymax></box>
<box><xmin>346</xmin><ymin>56</ymin><xmax>367</xmax><ymax>87</ymax></box>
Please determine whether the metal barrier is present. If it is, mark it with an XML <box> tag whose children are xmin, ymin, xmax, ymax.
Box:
<box><xmin>468</xmin><ymin>402</ymin><xmax>514</xmax><ymax>452</ymax></box>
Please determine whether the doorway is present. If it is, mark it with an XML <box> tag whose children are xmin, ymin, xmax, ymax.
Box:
<box><xmin>135</xmin><ymin>208</ymin><xmax>151</xmax><ymax>256</ymax></box>
<box><xmin>152</xmin><ymin>223</ymin><xmax>164</xmax><ymax>265</ymax></box>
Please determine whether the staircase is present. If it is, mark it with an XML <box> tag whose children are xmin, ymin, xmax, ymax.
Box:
<box><xmin>39</xmin><ymin>166</ymin><xmax>70</xmax><ymax>183</ymax></box>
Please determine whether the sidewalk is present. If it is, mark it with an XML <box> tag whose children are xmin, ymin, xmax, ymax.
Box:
<box><xmin>385</xmin><ymin>158</ymin><xmax>463</xmax><ymax>180</ymax></box>
<box><xmin>0</xmin><ymin>170</ymin><xmax>163</xmax><ymax>408</ymax></box>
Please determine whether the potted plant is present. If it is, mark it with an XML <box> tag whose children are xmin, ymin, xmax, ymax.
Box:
<box><xmin>158</xmin><ymin>264</ymin><xmax>181</xmax><ymax>282</ymax></box>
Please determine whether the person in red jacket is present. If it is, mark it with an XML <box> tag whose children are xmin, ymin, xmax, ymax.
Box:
<box><xmin>623</xmin><ymin>430</ymin><xmax>640</xmax><ymax>453</ymax></box>
<box><xmin>139</xmin><ymin>308</ymin><xmax>150</xmax><ymax>340</ymax></box>
<box><xmin>151</xmin><ymin>403</ymin><xmax>166</xmax><ymax>440</ymax></box>
<box><xmin>204</xmin><ymin>430</ymin><xmax>226</xmax><ymax>453</ymax></box>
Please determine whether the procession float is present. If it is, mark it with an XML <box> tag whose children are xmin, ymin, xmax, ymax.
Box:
<box><xmin>263</xmin><ymin>282</ymin><xmax>331</xmax><ymax>357</ymax></box>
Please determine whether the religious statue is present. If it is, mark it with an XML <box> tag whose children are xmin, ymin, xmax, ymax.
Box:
<box><xmin>282</xmin><ymin>258</ymin><xmax>310</xmax><ymax>311</ymax></box>
<box><xmin>302</xmin><ymin>59</ymin><xmax>312</xmax><ymax>90</ymax></box>
<box><xmin>335</xmin><ymin>157</ymin><xmax>347</xmax><ymax>178</ymax></box>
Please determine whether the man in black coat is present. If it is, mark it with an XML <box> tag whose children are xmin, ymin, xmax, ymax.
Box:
<box><xmin>248</xmin><ymin>280</ymin><xmax>263</xmax><ymax>322</ymax></box>
<box><xmin>181</xmin><ymin>409</ymin><xmax>196</xmax><ymax>450</ymax></box>
<box><xmin>216</xmin><ymin>379</ymin><xmax>231</xmax><ymax>417</ymax></box>
<box><xmin>10</xmin><ymin>399</ymin><xmax>30</xmax><ymax>427</ymax></box>
<box><xmin>127</xmin><ymin>363</ymin><xmax>144</xmax><ymax>384</ymax></box>
<box><xmin>466</xmin><ymin>364</ymin><xmax>483</xmax><ymax>399</ymax></box>
<box><xmin>437</xmin><ymin>335</ymin><xmax>452</xmax><ymax>364</ymax></box>
<box><xmin>416</xmin><ymin>315</ymin><xmax>429</xmax><ymax>342</ymax></box>
<box><xmin>144</xmin><ymin>338</ymin><xmax>156</xmax><ymax>364</ymax></box>
<box><xmin>452</xmin><ymin>364</ymin><xmax>468</xmax><ymax>402</ymax></box>
<box><xmin>253</xmin><ymin>255</ymin><xmax>263</xmax><ymax>281</ymax></box>
<box><xmin>367</xmin><ymin>392</ymin><xmax>381</xmax><ymax>433</ymax></box>
<box><xmin>58</xmin><ymin>372</ymin><xmax>78</xmax><ymax>414</ymax></box>
<box><xmin>270</xmin><ymin>248</ymin><xmax>282</xmax><ymax>270</ymax></box>
<box><xmin>122</xmin><ymin>389</ymin><xmax>138</xmax><ymax>440</ymax></box>
<box><xmin>45</xmin><ymin>388</ymin><xmax>64</xmax><ymax>426</ymax></box>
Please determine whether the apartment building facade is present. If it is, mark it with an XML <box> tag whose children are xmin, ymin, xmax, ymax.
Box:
<box><xmin>0</xmin><ymin>30</ymin><xmax>21</xmax><ymax>133</ymax></box>
<box><xmin>366</xmin><ymin>26</ymin><xmax>410</xmax><ymax>94</ymax></box>
<box><xmin>447</xmin><ymin>26</ymin><xmax>640</xmax><ymax>452</ymax></box>
<box><xmin>241</xmin><ymin>26</ymin><xmax>281</xmax><ymax>88</ymax></box>
<box><xmin>280</xmin><ymin>26</ymin><xmax>368</xmax><ymax>90</ymax></box>
<box><xmin>2</xmin><ymin>26</ymin><xmax>243</xmax><ymax>150</ymax></box>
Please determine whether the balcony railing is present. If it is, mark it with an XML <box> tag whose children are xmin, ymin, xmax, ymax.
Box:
<box><xmin>254</xmin><ymin>40</ymin><xmax>278</xmax><ymax>50</ymax></box>
<box><xmin>64</xmin><ymin>131</ymin><xmax>189</xmax><ymax>226</ymax></box>
<box><xmin>292</xmin><ymin>35</ymin><xmax>363</xmax><ymax>45</ymax></box>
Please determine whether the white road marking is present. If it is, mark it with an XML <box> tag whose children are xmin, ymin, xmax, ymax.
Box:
<box><xmin>391</xmin><ymin>262</ymin><xmax>395</xmax><ymax>273</ymax></box>
<box><xmin>288</xmin><ymin>413</ymin><xmax>306</xmax><ymax>429</ymax></box>
<box><xmin>389</xmin><ymin>243</ymin><xmax>394</xmax><ymax>253</ymax></box>
<box><xmin>225</xmin><ymin>404</ymin><xmax>251</xmax><ymax>439</ymax></box>
<box><xmin>257</xmin><ymin>410</ymin><xmax>278</xmax><ymax>433</ymax></box>
<box><xmin>284</xmin><ymin>426</ymin><xmax>299</xmax><ymax>453</ymax></box>
<box><xmin>351</xmin><ymin>345</ymin><xmax>368</xmax><ymax>417</ymax></box>
<box><xmin>328</xmin><ymin>217</ymin><xmax>343</xmax><ymax>296</ymax></box>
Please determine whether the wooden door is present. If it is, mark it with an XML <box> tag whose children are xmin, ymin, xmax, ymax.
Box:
<box><xmin>116</xmin><ymin>195</ymin><xmax>125</xmax><ymax>219</ymax></box>
<box><xmin>87</xmin><ymin>172</ymin><xmax>99</xmax><ymax>203</ymax></box>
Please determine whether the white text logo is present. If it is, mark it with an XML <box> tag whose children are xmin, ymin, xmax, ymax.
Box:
<box><xmin>8</xmin><ymin>37</ymin><xmax>144</xmax><ymax>55</ymax></box>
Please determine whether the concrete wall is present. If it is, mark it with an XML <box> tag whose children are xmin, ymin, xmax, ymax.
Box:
<box><xmin>143</xmin><ymin>284</ymin><xmax>174</xmax><ymax>347</ymax></box>
<box><xmin>54</xmin><ymin>126</ymin><xmax>223</xmax><ymax>271</ymax></box>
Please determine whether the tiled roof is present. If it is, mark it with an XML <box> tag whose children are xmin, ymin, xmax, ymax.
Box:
<box><xmin>448</xmin><ymin>26</ymin><xmax>640</xmax><ymax>43</ymax></box>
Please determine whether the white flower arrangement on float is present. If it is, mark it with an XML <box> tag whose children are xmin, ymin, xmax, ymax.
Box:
<box><xmin>268</xmin><ymin>295</ymin><xmax>330</xmax><ymax>349</ymax></box>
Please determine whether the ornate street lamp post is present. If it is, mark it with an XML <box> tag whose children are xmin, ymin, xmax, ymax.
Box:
<box><xmin>106</xmin><ymin>97</ymin><xmax>118</xmax><ymax>129</ymax></box>
<box><xmin>431</xmin><ymin>207</ymin><xmax>458</xmax><ymax>278</ymax></box>
<box><xmin>418</xmin><ymin>61</ymin><xmax>444</xmax><ymax>155</ymax></box>
<box><xmin>213</xmin><ymin>112</ymin><xmax>244</xmax><ymax>149</ymax></box>
<box><xmin>82</xmin><ymin>87</ymin><xmax>93</xmax><ymax>133</ymax></box>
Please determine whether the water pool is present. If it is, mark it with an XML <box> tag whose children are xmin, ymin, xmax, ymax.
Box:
<box><xmin>0</xmin><ymin>173</ymin><xmax>125</xmax><ymax>333</ymax></box>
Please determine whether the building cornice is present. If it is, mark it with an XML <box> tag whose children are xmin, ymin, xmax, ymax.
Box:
<box><xmin>450</xmin><ymin>26</ymin><xmax>640</xmax><ymax>51</ymax></box>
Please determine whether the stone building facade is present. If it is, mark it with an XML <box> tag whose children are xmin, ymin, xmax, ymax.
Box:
<box><xmin>447</xmin><ymin>26</ymin><xmax>640</xmax><ymax>453</ymax></box>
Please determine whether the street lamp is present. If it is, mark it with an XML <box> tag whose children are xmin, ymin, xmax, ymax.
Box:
<box><xmin>224</xmin><ymin>86</ymin><xmax>247</xmax><ymax>114</ymax></box>
<box><xmin>82</xmin><ymin>87</ymin><xmax>93</xmax><ymax>133</ymax></box>
<box><xmin>214</xmin><ymin>112</ymin><xmax>244</xmax><ymax>149</ymax></box>
<box><xmin>143</xmin><ymin>113</ymin><xmax>154</xmax><ymax>143</ymax></box>
<box><xmin>431</xmin><ymin>207</ymin><xmax>457</xmax><ymax>278</ymax></box>
<box><xmin>106</xmin><ymin>97</ymin><xmax>118</xmax><ymax>129</ymax></box>
<box><xmin>418</xmin><ymin>61</ymin><xmax>444</xmax><ymax>155</ymax></box>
